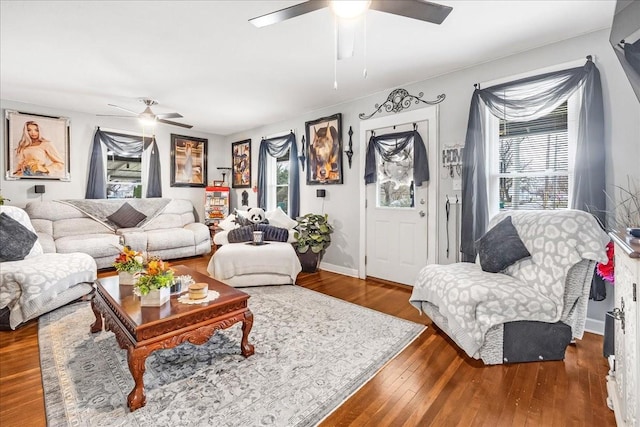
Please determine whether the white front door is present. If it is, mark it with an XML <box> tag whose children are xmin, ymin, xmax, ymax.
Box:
<box><xmin>360</xmin><ymin>107</ymin><xmax>439</xmax><ymax>285</ymax></box>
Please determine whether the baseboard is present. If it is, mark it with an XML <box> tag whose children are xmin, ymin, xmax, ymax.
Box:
<box><xmin>318</xmin><ymin>262</ymin><xmax>358</xmax><ymax>278</ymax></box>
<box><xmin>585</xmin><ymin>317</ymin><xmax>604</xmax><ymax>335</ymax></box>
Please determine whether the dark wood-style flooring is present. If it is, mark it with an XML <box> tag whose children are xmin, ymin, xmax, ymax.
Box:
<box><xmin>0</xmin><ymin>255</ymin><xmax>615</xmax><ymax>426</ymax></box>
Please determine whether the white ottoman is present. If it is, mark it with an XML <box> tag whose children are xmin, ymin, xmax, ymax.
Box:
<box><xmin>207</xmin><ymin>242</ymin><xmax>302</xmax><ymax>287</ymax></box>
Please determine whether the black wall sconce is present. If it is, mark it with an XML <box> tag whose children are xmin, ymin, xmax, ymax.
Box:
<box><xmin>316</xmin><ymin>189</ymin><xmax>326</xmax><ymax>198</ymax></box>
<box><xmin>34</xmin><ymin>185</ymin><xmax>45</xmax><ymax>194</ymax></box>
<box><xmin>298</xmin><ymin>135</ymin><xmax>306</xmax><ymax>171</ymax></box>
<box><xmin>344</xmin><ymin>126</ymin><xmax>354</xmax><ymax>169</ymax></box>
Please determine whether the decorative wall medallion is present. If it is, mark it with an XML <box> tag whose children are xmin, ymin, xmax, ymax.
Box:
<box><xmin>359</xmin><ymin>89</ymin><xmax>445</xmax><ymax>120</ymax></box>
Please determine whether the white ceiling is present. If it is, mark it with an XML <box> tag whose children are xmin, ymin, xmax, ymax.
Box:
<box><xmin>0</xmin><ymin>1</ymin><xmax>615</xmax><ymax>136</ymax></box>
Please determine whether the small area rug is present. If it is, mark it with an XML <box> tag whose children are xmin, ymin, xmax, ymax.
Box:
<box><xmin>39</xmin><ymin>285</ymin><xmax>425</xmax><ymax>426</ymax></box>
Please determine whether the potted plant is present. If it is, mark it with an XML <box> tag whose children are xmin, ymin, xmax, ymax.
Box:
<box><xmin>0</xmin><ymin>194</ymin><xmax>9</xmax><ymax>205</ymax></box>
<box><xmin>293</xmin><ymin>213</ymin><xmax>334</xmax><ymax>272</ymax></box>
<box><xmin>134</xmin><ymin>258</ymin><xmax>175</xmax><ymax>306</ymax></box>
<box><xmin>113</xmin><ymin>246</ymin><xmax>145</xmax><ymax>285</ymax></box>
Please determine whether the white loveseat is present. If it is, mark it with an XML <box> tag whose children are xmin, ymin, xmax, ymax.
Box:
<box><xmin>25</xmin><ymin>198</ymin><xmax>210</xmax><ymax>269</ymax></box>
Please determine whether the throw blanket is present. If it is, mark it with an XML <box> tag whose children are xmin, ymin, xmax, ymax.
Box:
<box><xmin>409</xmin><ymin>209</ymin><xmax>609</xmax><ymax>358</ymax></box>
<box><xmin>59</xmin><ymin>199</ymin><xmax>171</xmax><ymax>231</ymax></box>
<box><xmin>210</xmin><ymin>242</ymin><xmax>301</xmax><ymax>281</ymax></box>
<box><xmin>0</xmin><ymin>253</ymin><xmax>96</xmax><ymax>328</ymax></box>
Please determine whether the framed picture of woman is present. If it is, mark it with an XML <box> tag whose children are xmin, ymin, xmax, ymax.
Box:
<box><xmin>5</xmin><ymin>110</ymin><xmax>70</xmax><ymax>181</ymax></box>
<box><xmin>305</xmin><ymin>113</ymin><xmax>343</xmax><ymax>185</ymax></box>
<box><xmin>170</xmin><ymin>134</ymin><xmax>207</xmax><ymax>187</ymax></box>
<box><xmin>231</xmin><ymin>139</ymin><xmax>251</xmax><ymax>188</ymax></box>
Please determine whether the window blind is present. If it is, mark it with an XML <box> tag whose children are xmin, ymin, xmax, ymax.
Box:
<box><xmin>498</xmin><ymin>102</ymin><xmax>569</xmax><ymax>210</ymax></box>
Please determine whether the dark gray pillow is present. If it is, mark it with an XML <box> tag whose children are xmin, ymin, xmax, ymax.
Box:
<box><xmin>0</xmin><ymin>212</ymin><xmax>38</xmax><ymax>262</ymax></box>
<box><xmin>228</xmin><ymin>225</ymin><xmax>254</xmax><ymax>243</ymax></box>
<box><xmin>476</xmin><ymin>216</ymin><xmax>531</xmax><ymax>273</ymax></box>
<box><xmin>107</xmin><ymin>202</ymin><xmax>147</xmax><ymax>228</ymax></box>
<box><xmin>255</xmin><ymin>223</ymin><xmax>289</xmax><ymax>242</ymax></box>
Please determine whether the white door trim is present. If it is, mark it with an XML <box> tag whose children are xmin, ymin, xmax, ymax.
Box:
<box><xmin>358</xmin><ymin>106</ymin><xmax>440</xmax><ymax>279</ymax></box>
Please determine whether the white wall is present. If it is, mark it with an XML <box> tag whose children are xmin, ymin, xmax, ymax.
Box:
<box><xmin>0</xmin><ymin>100</ymin><xmax>226</xmax><ymax>221</ymax></box>
<box><xmin>222</xmin><ymin>29</ymin><xmax>639</xmax><ymax>332</ymax></box>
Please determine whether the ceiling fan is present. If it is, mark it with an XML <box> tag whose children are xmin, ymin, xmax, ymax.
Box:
<box><xmin>250</xmin><ymin>0</ymin><xmax>452</xmax><ymax>63</ymax></box>
<box><xmin>99</xmin><ymin>99</ymin><xmax>193</xmax><ymax>129</ymax></box>
<box><xmin>249</xmin><ymin>0</ymin><xmax>452</xmax><ymax>29</ymax></box>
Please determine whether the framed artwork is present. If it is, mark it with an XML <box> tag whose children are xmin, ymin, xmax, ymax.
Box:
<box><xmin>170</xmin><ymin>134</ymin><xmax>207</xmax><ymax>187</ymax></box>
<box><xmin>305</xmin><ymin>113</ymin><xmax>343</xmax><ymax>185</ymax></box>
<box><xmin>5</xmin><ymin>110</ymin><xmax>70</xmax><ymax>181</ymax></box>
<box><xmin>231</xmin><ymin>139</ymin><xmax>251</xmax><ymax>188</ymax></box>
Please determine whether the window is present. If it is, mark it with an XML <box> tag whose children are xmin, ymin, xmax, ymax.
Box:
<box><xmin>276</xmin><ymin>151</ymin><xmax>289</xmax><ymax>213</ymax></box>
<box><xmin>376</xmin><ymin>144</ymin><xmax>414</xmax><ymax>208</ymax></box>
<box><xmin>488</xmin><ymin>98</ymin><xmax>577</xmax><ymax>215</ymax></box>
<box><xmin>106</xmin><ymin>152</ymin><xmax>142</xmax><ymax>199</ymax></box>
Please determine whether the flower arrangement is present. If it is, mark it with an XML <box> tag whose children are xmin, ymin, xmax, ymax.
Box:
<box><xmin>134</xmin><ymin>257</ymin><xmax>175</xmax><ymax>296</ymax></box>
<box><xmin>596</xmin><ymin>241</ymin><xmax>614</xmax><ymax>284</ymax></box>
<box><xmin>113</xmin><ymin>246</ymin><xmax>145</xmax><ymax>273</ymax></box>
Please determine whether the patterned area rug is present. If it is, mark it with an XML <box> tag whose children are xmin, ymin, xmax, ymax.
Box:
<box><xmin>39</xmin><ymin>285</ymin><xmax>425</xmax><ymax>426</ymax></box>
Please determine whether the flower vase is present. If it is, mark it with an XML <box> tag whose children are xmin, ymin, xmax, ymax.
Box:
<box><xmin>140</xmin><ymin>287</ymin><xmax>170</xmax><ymax>307</ymax></box>
<box><xmin>118</xmin><ymin>271</ymin><xmax>138</xmax><ymax>285</ymax></box>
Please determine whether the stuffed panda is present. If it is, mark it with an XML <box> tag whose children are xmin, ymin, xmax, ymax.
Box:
<box><xmin>247</xmin><ymin>207</ymin><xmax>269</xmax><ymax>225</ymax></box>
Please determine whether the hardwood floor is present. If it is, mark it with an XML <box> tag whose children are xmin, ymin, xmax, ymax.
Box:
<box><xmin>0</xmin><ymin>255</ymin><xmax>615</xmax><ymax>426</ymax></box>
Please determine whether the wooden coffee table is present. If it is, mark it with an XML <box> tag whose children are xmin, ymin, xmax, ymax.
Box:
<box><xmin>90</xmin><ymin>265</ymin><xmax>254</xmax><ymax>411</ymax></box>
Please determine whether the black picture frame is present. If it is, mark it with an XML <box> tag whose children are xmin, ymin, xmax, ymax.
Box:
<box><xmin>5</xmin><ymin>110</ymin><xmax>71</xmax><ymax>181</ymax></box>
<box><xmin>305</xmin><ymin>113</ymin><xmax>343</xmax><ymax>185</ymax></box>
<box><xmin>170</xmin><ymin>134</ymin><xmax>207</xmax><ymax>187</ymax></box>
<box><xmin>231</xmin><ymin>139</ymin><xmax>251</xmax><ymax>188</ymax></box>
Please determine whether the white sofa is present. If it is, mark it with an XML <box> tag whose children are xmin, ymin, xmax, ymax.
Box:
<box><xmin>0</xmin><ymin>206</ymin><xmax>96</xmax><ymax>330</ymax></box>
<box><xmin>25</xmin><ymin>199</ymin><xmax>210</xmax><ymax>269</ymax></box>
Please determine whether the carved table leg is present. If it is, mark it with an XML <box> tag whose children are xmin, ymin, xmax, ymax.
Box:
<box><xmin>126</xmin><ymin>346</ymin><xmax>150</xmax><ymax>411</ymax></box>
<box><xmin>241</xmin><ymin>309</ymin><xmax>255</xmax><ymax>357</ymax></box>
<box><xmin>90</xmin><ymin>294</ymin><xmax>103</xmax><ymax>333</ymax></box>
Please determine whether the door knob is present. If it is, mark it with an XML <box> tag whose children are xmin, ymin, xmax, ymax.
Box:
<box><xmin>612</xmin><ymin>298</ymin><xmax>626</xmax><ymax>333</ymax></box>
<box><xmin>420</xmin><ymin>198</ymin><xmax>426</xmax><ymax>205</ymax></box>
<box><xmin>419</xmin><ymin>210</ymin><xmax>426</xmax><ymax>217</ymax></box>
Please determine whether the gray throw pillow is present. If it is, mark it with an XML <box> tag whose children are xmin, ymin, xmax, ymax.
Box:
<box><xmin>228</xmin><ymin>225</ymin><xmax>254</xmax><ymax>243</ymax></box>
<box><xmin>0</xmin><ymin>212</ymin><xmax>39</xmax><ymax>262</ymax></box>
<box><xmin>255</xmin><ymin>223</ymin><xmax>289</xmax><ymax>242</ymax></box>
<box><xmin>476</xmin><ymin>216</ymin><xmax>531</xmax><ymax>273</ymax></box>
<box><xmin>107</xmin><ymin>202</ymin><xmax>147</xmax><ymax>228</ymax></box>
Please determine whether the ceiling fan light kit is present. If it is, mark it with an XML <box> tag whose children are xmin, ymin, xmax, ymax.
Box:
<box><xmin>330</xmin><ymin>0</ymin><xmax>371</xmax><ymax>19</ymax></box>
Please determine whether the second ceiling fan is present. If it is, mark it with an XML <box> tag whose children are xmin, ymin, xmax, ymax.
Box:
<box><xmin>100</xmin><ymin>99</ymin><xmax>193</xmax><ymax>129</ymax></box>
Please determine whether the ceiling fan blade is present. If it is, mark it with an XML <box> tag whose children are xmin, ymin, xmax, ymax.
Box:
<box><xmin>107</xmin><ymin>104</ymin><xmax>140</xmax><ymax>115</ymax></box>
<box><xmin>156</xmin><ymin>112</ymin><xmax>183</xmax><ymax>119</ymax></box>
<box><xmin>370</xmin><ymin>0</ymin><xmax>453</xmax><ymax>25</ymax></box>
<box><xmin>249</xmin><ymin>0</ymin><xmax>328</xmax><ymax>28</ymax></box>
<box><xmin>158</xmin><ymin>119</ymin><xmax>193</xmax><ymax>129</ymax></box>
